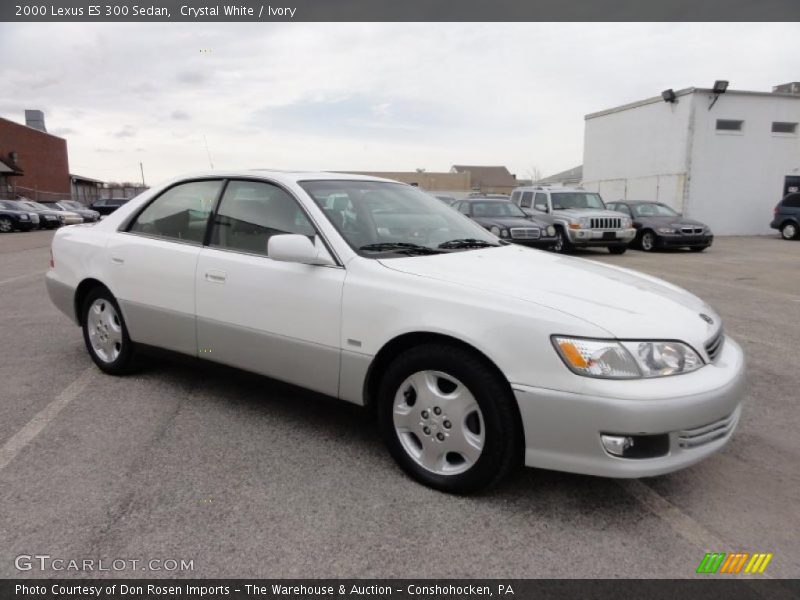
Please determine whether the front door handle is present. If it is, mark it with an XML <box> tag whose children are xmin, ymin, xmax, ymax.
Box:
<box><xmin>111</xmin><ymin>256</ymin><xmax>124</xmax><ymax>264</ymax></box>
<box><xmin>205</xmin><ymin>270</ymin><xmax>227</xmax><ymax>283</ymax></box>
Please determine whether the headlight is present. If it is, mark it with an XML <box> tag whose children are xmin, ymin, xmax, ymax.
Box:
<box><xmin>620</xmin><ymin>341</ymin><xmax>703</xmax><ymax>377</ymax></box>
<box><xmin>20</xmin><ymin>214</ymin><xmax>29</xmax><ymax>220</ymax></box>
<box><xmin>546</xmin><ymin>225</ymin><xmax>556</xmax><ymax>236</ymax></box>
<box><xmin>489</xmin><ymin>225</ymin><xmax>502</xmax><ymax>236</ymax></box>
<box><xmin>500</xmin><ymin>229</ymin><xmax>509</xmax><ymax>238</ymax></box>
<box><xmin>621</xmin><ymin>217</ymin><xmax>632</xmax><ymax>228</ymax></box>
<box><xmin>657</xmin><ymin>227</ymin><xmax>676</xmax><ymax>234</ymax></box>
<box><xmin>553</xmin><ymin>336</ymin><xmax>703</xmax><ymax>379</ymax></box>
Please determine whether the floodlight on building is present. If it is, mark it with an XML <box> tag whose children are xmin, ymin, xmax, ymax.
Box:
<box><xmin>709</xmin><ymin>80</ymin><xmax>729</xmax><ymax>110</ymax></box>
<box><xmin>661</xmin><ymin>89</ymin><xmax>677</xmax><ymax>103</ymax></box>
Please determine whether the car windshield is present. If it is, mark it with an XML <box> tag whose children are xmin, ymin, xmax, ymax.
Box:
<box><xmin>632</xmin><ymin>203</ymin><xmax>679</xmax><ymax>217</ymax></box>
<box><xmin>0</xmin><ymin>201</ymin><xmax>18</xmax><ymax>210</ymax></box>
<box><xmin>18</xmin><ymin>201</ymin><xmax>48</xmax><ymax>211</ymax></box>
<box><xmin>470</xmin><ymin>201</ymin><xmax>527</xmax><ymax>218</ymax></box>
<box><xmin>300</xmin><ymin>180</ymin><xmax>500</xmax><ymax>256</ymax></box>
<box><xmin>59</xmin><ymin>201</ymin><xmax>83</xmax><ymax>209</ymax></box>
<box><xmin>551</xmin><ymin>192</ymin><xmax>605</xmax><ymax>210</ymax></box>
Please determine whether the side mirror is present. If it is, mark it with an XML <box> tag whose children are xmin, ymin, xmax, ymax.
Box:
<box><xmin>268</xmin><ymin>234</ymin><xmax>335</xmax><ymax>266</ymax></box>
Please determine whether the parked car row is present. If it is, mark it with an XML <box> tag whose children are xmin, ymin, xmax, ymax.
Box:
<box><xmin>0</xmin><ymin>199</ymin><xmax>102</xmax><ymax>233</ymax></box>
<box><xmin>450</xmin><ymin>188</ymin><xmax>712</xmax><ymax>254</ymax></box>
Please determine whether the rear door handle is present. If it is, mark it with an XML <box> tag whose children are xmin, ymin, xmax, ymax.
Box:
<box><xmin>205</xmin><ymin>270</ymin><xmax>227</xmax><ymax>283</ymax></box>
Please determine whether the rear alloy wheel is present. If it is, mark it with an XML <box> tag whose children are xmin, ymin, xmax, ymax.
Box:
<box><xmin>82</xmin><ymin>287</ymin><xmax>138</xmax><ymax>374</ymax></box>
<box><xmin>781</xmin><ymin>222</ymin><xmax>799</xmax><ymax>240</ymax></box>
<box><xmin>378</xmin><ymin>344</ymin><xmax>522</xmax><ymax>493</ymax></box>
<box><xmin>0</xmin><ymin>217</ymin><xmax>13</xmax><ymax>233</ymax></box>
<box><xmin>640</xmin><ymin>230</ymin><xmax>656</xmax><ymax>252</ymax></box>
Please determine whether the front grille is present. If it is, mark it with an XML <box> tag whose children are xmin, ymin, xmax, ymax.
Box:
<box><xmin>590</xmin><ymin>217</ymin><xmax>622</xmax><ymax>230</ymax></box>
<box><xmin>510</xmin><ymin>227</ymin><xmax>541</xmax><ymax>240</ymax></box>
<box><xmin>681</xmin><ymin>226</ymin><xmax>704</xmax><ymax>234</ymax></box>
<box><xmin>704</xmin><ymin>329</ymin><xmax>724</xmax><ymax>362</ymax></box>
<box><xmin>678</xmin><ymin>412</ymin><xmax>737</xmax><ymax>449</ymax></box>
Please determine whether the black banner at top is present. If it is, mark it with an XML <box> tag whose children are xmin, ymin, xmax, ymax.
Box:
<box><xmin>2</xmin><ymin>0</ymin><xmax>800</xmax><ymax>22</ymax></box>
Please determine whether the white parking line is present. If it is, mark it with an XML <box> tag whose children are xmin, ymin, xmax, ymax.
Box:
<box><xmin>0</xmin><ymin>271</ymin><xmax>45</xmax><ymax>286</ymax></box>
<box><xmin>619</xmin><ymin>480</ymin><xmax>774</xmax><ymax>579</ymax></box>
<box><xmin>0</xmin><ymin>367</ymin><xmax>95</xmax><ymax>472</ymax></box>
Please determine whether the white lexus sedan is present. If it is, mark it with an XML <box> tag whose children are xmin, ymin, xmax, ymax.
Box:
<box><xmin>46</xmin><ymin>171</ymin><xmax>745</xmax><ymax>493</ymax></box>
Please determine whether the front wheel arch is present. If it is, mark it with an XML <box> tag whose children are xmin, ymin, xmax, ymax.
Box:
<box><xmin>364</xmin><ymin>332</ymin><xmax>514</xmax><ymax>411</ymax></box>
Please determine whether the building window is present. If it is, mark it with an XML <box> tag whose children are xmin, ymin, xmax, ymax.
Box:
<box><xmin>716</xmin><ymin>119</ymin><xmax>744</xmax><ymax>132</ymax></box>
<box><xmin>772</xmin><ymin>122</ymin><xmax>798</xmax><ymax>134</ymax></box>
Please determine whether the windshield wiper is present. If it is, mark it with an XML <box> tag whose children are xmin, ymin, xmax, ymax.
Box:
<box><xmin>437</xmin><ymin>238</ymin><xmax>500</xmax><ymax>249</ymax></box>
<box><xmin>359</xmin><ymin>242</ymin><xmax>442</xmax><ymax>255</ymax></box>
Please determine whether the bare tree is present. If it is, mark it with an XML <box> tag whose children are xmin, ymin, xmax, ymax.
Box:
<box><xmin>527</xmin><ymin>165</ymin><xmax>542</xmax><ymax>183</ymax></box>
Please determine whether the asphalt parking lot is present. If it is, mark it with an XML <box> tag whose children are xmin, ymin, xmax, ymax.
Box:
<box><xmin>0</xmin><ymin>230</ymin><xmax>798</xmax><ymax>579</ymax></box>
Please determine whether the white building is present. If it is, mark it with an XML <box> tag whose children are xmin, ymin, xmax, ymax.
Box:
<box><xmin>582</xmin><ymin>84</ymin><xmax>800</xmax><ymax>235</ymax></box>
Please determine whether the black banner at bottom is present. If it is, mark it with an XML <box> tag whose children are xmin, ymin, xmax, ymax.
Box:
<box><xmin>2</xmin><ymin>580</ymin><xmax>800</xmax><ymax>600</ymax></box>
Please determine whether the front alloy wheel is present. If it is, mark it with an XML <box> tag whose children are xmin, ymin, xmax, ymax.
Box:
<box><xmin>782</xmin><ymin>222</ymin><xmax>799</xmax><ymax>240</ymax></box>
<box><xmin>0</xmin><ymin>217</ymin><xmax>13</xmax><ymax>233</ymax></box>
<box><xmin>553</xmin><ymin>228</ymin><xmax>571</xmax><ymax>254</ymax></box>
<box><xmin>378</xmin><ymin>343</ymin><xmax>522</xmax><ymax>493</ymax></box>
<box><xmin>393</xmin><ymin>371</ymin><xmax>485</xmax><ymax>476</ymax></box>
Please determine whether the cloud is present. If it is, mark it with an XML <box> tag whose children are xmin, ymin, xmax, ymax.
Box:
<box><xmin>0</xmin><ymin>22</ymin><xmax>796</xmax><ymax>183</ymax></box>
<box><xmin>112</xmin><ymin>125</ymin><xmax>136</xmax><ymax>138</ymax></box>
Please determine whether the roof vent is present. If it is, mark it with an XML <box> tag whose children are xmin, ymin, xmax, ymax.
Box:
<box><xmin>24</xmin><ymin>109</ymin><xmax>47</xmax><ymax>132</ymax></box>
<box><xmin>772</xmin><ymin>82</ymin><xmax>800</xmax><ymax>95</ymax></box>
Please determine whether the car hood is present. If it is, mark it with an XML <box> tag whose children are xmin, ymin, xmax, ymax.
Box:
<box><xmin>555</xmin><ymin>208</ymin><xmax>627</xmax><ymax>219</ymax></box>
<box><xmin>379</xmin><ymin>245</ymin><xmax>719</xmax><ymax>346</ymax></box>
<box><xmin>475</xmin><ymin>216</ymin><xmax>543</xmax><ymax>228</ymax></box>
<box><xmin>637</xmin><ymin>215</ymin><xmax>708</xmax><ymax>228</ymax></box>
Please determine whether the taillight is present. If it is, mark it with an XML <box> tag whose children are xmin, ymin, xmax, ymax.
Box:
<box><xmin>49</xmin><ymin>249</ymin><xmax>54</xmax><ymax>269</ymax></box>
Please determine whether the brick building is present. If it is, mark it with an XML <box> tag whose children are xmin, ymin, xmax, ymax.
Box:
<box><xmin>0</xmin><ymin>110</ymin><xmax>70</xmax><ymax>201</ymax></box>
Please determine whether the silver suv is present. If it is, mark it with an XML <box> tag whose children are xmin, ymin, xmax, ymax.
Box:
<box><xmin>511</xmin><ymin>187</ymin><xmax>636</xmax><ymax>254</ymax></box>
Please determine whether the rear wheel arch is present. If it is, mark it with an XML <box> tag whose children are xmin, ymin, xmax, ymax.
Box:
<box><xmin>74</xmin><ymin>279</ymin><xmax>114</xmax><ymax>326</ymax></box>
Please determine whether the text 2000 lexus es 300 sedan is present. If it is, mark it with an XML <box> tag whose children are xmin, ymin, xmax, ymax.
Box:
<box><xmin>46</xmin><ymin>171</ymin><xmax>745</xmax><ymax>493</ymax></box>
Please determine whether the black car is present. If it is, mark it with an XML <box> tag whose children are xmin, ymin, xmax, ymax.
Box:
<box><xmin>607</xmin><ymin>200</ymin><xmax>713</xmax><ymax>252</ymax></box>
<box><xmin>770</xmin><ymin>192</ymin><xmax>800</xmax><ymax>240</ymax></box>
<box><xmin>7</xmin><ymin>200</ymin><xmax>64</xmax><ymax>229</ymax></box>
<box><xmin>90</xmin><ymin>197</ymin><xmax>130</xmax><ymax>216</ymax></box>
<box><xmin>0</xmin><ymin>200</ymin><xmax>38</xmax><ymax>232</ymax></box>
<box><xmin>453</xmin><ymin>197</ymin><xmax>558</xmax><ymax>248</ymax></box>
<box><xmin>53</xmin><ymin>200</ymin><xmax>101</xmax><ymax>223</ymax></box>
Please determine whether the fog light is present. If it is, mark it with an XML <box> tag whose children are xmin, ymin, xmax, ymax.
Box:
<box><xmin>601</xmin><ymin>434</ymin><xmax>635</xmax><ymax>457</ymax></box>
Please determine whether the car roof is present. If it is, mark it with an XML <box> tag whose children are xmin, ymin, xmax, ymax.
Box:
<box><xmin>165</xmin><ymin>170</ymin><xmax>401</xmax><ymax>186</ymax></box>
<box><xmin>513</xmin><ymin>187</ymin><xmax>588</xmax><ymax>193</ymax></box>
<box><xmin>614</xmin><ymin>200</ymin><xmax>664</xmax><ymax>205</ymax></box>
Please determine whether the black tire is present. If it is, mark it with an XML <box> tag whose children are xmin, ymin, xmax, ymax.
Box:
<box><xmin>608</xmin><ymin>244</ymin><xmax>628</xmax><ymax>255</ymax></box>
<box><xmin>553</xmin><ymin>227</ymin><xmax>573</xmax><ymax>254</ymax></box>
<box><xmin>81</xmin><ymin>286</ymin><xmax>139</xmax><ymax>375</ymax></box>
<box><xmin>0</xmin><ymin>217</ymin><xmax>13</xmax><ymax>233</ymax></box>
<box><xmin>689</xmin><ymin>245</ymin><xmax>708</xmax><ymax>252</ymax></box>
<box><xmin>781</xmin><ymin>221</ymin><xmax>799</xmax><ymax>240</ymax></box>
<box><xmin>377</xmin><ymin>343</ymin><xmax>523</xmax><ymax>493</ymax></box>
<box><xmin>639</xmin><ymin>230</ymin><xmax>656</xmax><ymax>252</ymax></box>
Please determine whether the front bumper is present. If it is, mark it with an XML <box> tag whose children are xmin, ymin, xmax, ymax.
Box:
<box><xmin>656</xmin><ymin>233</ymin><xmax>713</xmax><ymax>248</ymax></box>
<box><xmin>566</xmin><ymin>227</ymin><xmax>636</xmax><ymax>246</ymax></box>
<box><xmin>511</xmin><ymin>235</ymin><xmax>559</xmax><ymax>248</ymax></box>
<box><xmin>514</xmin><ymin>336</ymin><xmax>745</xmax><ymax>478</ymax></box>
<box><xmin>40</xmin><ymin>217</ymin><xmax>62</xmax><ymax>229</ymax></box>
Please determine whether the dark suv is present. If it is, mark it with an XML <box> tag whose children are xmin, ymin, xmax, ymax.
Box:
<box><xmin>90</xmin><ymin>197</ymin><xmax>130</xmax><ymax>216</ymax></box>
<box><xmin>771</xmin><ymin>193</ymin><xmax>800</xmax><ymax>240</ymax></box>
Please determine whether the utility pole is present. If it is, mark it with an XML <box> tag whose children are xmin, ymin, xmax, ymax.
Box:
<box><xmin>140</xmin><ymin>162</ymin><xmax>146</xmax><ymax>187</ymax></box>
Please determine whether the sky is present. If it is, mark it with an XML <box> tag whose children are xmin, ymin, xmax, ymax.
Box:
<box><xmin>0</xmin><ymin>22</ymin><xmax>797</xmax><ymax>185</ymax></box>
